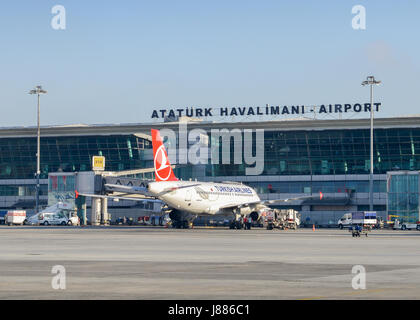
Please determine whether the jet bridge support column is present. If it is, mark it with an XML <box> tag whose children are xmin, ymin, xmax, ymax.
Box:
<box><xmin>81</xmin><ymin>201</ymin><xmax>87</xmax><ymax>226</ymax></box>
<box><xmin>91</xmin><ymin>198</ymin><xmax>101</xmax><ymax>226</ymax></box>
<box><xmin>101</xmin><ymin>198</ymin><xmax>109</xmax><ymax>225</ymax></box>
<box><xmin>76</xmin><ymin>195</ymin><xmax>87</xmax><ymax>226</ymax></box>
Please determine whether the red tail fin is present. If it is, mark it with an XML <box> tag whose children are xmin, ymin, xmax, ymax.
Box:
<box><xmin>151</xmin><ymin>129</ymin><xmax>178</xmax><ymax>182</ymax></box>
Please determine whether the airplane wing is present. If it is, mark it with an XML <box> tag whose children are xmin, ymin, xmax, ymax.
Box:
<box><xmin>101</xmin><ymin>183</ymin><xmax>202</xmax><ymax>198</ymax></box>
<box><xmin>218</xmin><ymin>200</ymin><xmax>261</xmax><ymax>210</ymax></box>
<box><xmin>218</xmin><ymin>192</ymin><xmax>323</xmax><ymax>210</ymax></box>
<box><xmin>261</xmin><ymin>193</ymin><xmax>322</xmax><ymax>205</ymax></box>
<box><xmin>104</xmin><ymin>184</ymin><xmax>151</xmax><ymax>196</ymax></box>
<box><xmin>76</xmin><ymin>192</ymin><xmax>160</xmax><ymax>202</ymax></box>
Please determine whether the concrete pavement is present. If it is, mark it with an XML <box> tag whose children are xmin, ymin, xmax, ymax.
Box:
<box><xmin>0</xmin><ymin>226</ymin><xmax>419</xmax><ymax>299</ymax></box>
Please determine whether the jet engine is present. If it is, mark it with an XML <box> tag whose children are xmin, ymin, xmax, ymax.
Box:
<box><xmin>249</xmin><ymin>211</ymin><xmax>260</xmax><ymax>222</ymax></box>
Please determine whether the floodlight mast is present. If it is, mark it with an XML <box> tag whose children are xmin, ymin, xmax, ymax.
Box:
<box><xmin>29</xmin><ymin>86</ymin><xmax>47</xmax><ymax>214</ymax></box>
<box><xmin>362</xmin><ymin>76</ymin><xmax>381</xmax><ymax>212</ymax></box>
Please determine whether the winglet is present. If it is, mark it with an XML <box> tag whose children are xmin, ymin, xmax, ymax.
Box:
<box><xmin>151</xmin><ymin>129</ymin><xmax>178</xmax><ymax>182</ymax></box>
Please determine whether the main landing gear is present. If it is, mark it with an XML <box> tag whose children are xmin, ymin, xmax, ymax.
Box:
<box><xmin>229</xmin><ymin>220</ymin><xmax>244</xmax><ymax>229</ymax></box>
<box><xmin>172</xmin><ymin>220</ymin><xmax>192</xmax><ymax>229</ymax></box>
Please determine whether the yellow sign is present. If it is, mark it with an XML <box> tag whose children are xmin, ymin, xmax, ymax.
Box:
<box><xmin>92</xmin><ymin>156</ymin><xmax>105</xmax><ymax>171</ymax></box>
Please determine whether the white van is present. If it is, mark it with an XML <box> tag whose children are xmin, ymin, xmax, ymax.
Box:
<box><xmin>37</xmin><ymin>211</ymin><xmax>71</xmax><ymax>226</ymax></box>
<box><xmin>338</xmin><ymin>213</ymin><xmax>352</xmax><ymax>229</ymax></box>
<box><xmin>27</xmin><ymin>203</ymin><xmax>79</xmax><ymax>226</ymax></box>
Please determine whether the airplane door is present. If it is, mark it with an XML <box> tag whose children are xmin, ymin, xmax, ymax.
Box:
<box><xmin>185</xmin><ymin>190</ymin><xmax>192</xmax><ymax>201</ymax></box>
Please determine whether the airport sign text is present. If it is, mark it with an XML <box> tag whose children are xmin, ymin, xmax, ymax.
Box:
<box><xmin>151</xmin><ymin>103</ymin><xmax>381</xmax><ymax>119</ymax></box>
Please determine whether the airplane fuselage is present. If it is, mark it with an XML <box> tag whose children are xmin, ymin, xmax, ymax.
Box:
<box><xmin>148</xmin><ymin>181</ymin><xmax>261</xmax><ymax>216</ymax></box>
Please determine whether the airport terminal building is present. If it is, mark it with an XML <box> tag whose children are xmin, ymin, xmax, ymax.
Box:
<box><xmin>0</xmin><ymin>115</ymin><xmax>419</xmax><ymax>225</ymax></box>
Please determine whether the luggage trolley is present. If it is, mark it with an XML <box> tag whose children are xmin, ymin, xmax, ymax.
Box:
<box><xmin>350</xmin><ymin>224</ymin><xmax>370</xmax><ymax>237</ymax></box>
<box><xmin>349</xmin><ymin>211</ymin><xmax>377</xmax><ymax>237</ymax></box>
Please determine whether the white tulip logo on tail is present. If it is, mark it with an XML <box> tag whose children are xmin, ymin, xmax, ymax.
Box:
<box><xmin>151</xmin><ymin>129</ymin><xmax>178</xmax><ymax>182</ymax></box>
<box><xmin>154</xmin><ymin>145</ymin><xmax>172</xmax><ymax>181</ymax></box>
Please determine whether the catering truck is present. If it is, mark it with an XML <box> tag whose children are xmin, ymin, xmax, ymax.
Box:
<box><xmin>352</xmin><ymin>211</ymin><xmax>377</xmax><ymax>226</ymax></box>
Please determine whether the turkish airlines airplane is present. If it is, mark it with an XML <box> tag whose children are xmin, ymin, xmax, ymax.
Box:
<box><xmin>102</xmin><ymin>129</ymin><xmax>323</xmax><ymax>228</ymax></box>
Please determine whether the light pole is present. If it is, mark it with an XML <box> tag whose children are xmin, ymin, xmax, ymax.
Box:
<box><xmin>362</xmin><ymin>76</ymin><xmax>381</xmax><ymax>212</ymax></box>
<box><xmin>29</xmin><ymin>86</ymin><xmax>47</xmax><ymax>214</ymax></box>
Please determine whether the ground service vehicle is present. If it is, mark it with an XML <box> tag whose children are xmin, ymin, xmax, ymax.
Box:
<box><xmin>352</xmin><ymin>211</ymin><xmax>377</xmax><ymax>227</ymax></box>
<box><xmin>27</xmin><ymin>203</ymin><xmax>79</xmax><ymax>226</ymax></box>
<box><xmin>37</xmin><ymin>212</ymin><xmax>68</xmax><ymax>226</ymax></box>
<box><xmin>393</xmin><ymin>219</ymin><xmax>420</xmax><ymax>230</ymax></box>
<box><xmin>5</xmin><ymin>210</ymin><xmax>26</xmax><ymax>225</ymax></box>
<box><xmin>263</xmin><ymin>209</ymin><xmax>300</xmax><ymax>230</ymax></box>
<box><xmin>338</xmin><ymin>213</ymin><xmax>352</xmax><ymax>229</ymax></box>
<box><xmin>349</xmin><ymin>211</ymin><xmax>377</xmax><ymax>237</ymax></box>
<box><xmin>150</xmin><ymin>214</ymin><xmax>171</xmax><ymax>226</ymax></box>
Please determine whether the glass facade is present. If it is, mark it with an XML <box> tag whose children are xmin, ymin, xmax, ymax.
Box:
<box><xmin>0</xmin><ymin>122</ymin><xmax>416</xmax><ymax>223</ymax></box>
<box><xmin>387</xmin><ymin>172</ymin><xmax>419</xmax><ymax>223</ymax></box>
<box><xmin>246</xmin><ymin>180</ymin><xmax>386</xmax><ymax>194</ymax></box>
<box><xmin>190</xmin><ymin>128</ymin><xmax>420</xmax><ymax>178</ymax></box>
<box><xmin>0</xmin><ymin>126</ymin><xmax>419</xmax><ymax>183</ymax></box>
<box><xmin>0</xmin><ymin>135</ymin><xmax>152</xmax><ymax>180</ymax></box>
<box><xmin>0</xmin><ymin>184</ymin><xmax>48</xmax><ymax>196</ymax></box>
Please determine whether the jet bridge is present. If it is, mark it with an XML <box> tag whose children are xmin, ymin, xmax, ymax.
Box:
<box><xmin>49</xmin><ymin>168</ymin><xmax>160</xmax><ymax>226</ymax></box>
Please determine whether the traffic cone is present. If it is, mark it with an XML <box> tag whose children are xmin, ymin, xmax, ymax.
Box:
<box><xmin>312</xmin><ymin>224</ymin><xmax>315</xmax><ymax>231</ymax></box>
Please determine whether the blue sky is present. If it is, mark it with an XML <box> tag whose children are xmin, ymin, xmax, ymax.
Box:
<box><xmin>0</xmin><ymin>1</ymin><xmax>419</xmax><ymax>126</ymax></box>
